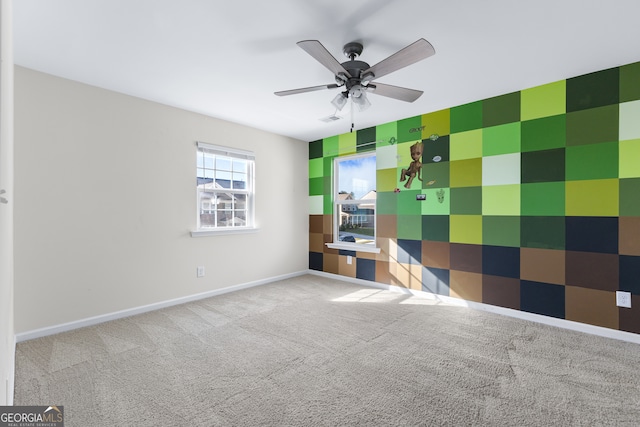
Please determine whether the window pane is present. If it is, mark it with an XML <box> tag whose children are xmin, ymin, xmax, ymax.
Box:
<box><xmin>337</xmin><ymin>156</ymin><xmax>376</xmax><ymax>198</ymax></box>
<box><xmin>232</xmin><ymin>159</ymin><xmax>246</xmax><ymax>173</ymax></box>
<box><xmin>216</xmin><ymin>170</ymin><xmax>232</xmax><ymax>188</ymax></box>
<box><xmin>337</xmin><ymin>201</ymin><xmax>375</xmax><ymax>245</ymax></box>
<box><xmin>234</xmin><ymin>193</ymin><xmax>247</xmax><ymax>210</ymax></box>
<box><xmin>197</xmin><ymin>153</ymin><xmax>204</xmax><ymax>168</ymax></box>
<box><xmin>232</xmin><ymin>172</ymin><xmax>247</xmax><ymax>189</ymax></box>
<box><xmin>216</xmin><ymin>157</ymin><xmax>232</xmax><ymax>171</ymax></box>
<box><xmin>199</xmin><ymin>192</ymin><xmax>216</xmax><ymax>227</ymax></box>
<box><xmin>204</xmin><ymin>154</ymin><xmax>214</xmax><ymax>169</ymax></box>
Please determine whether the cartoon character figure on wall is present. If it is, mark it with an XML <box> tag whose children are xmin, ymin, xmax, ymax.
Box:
<box><xmin>399</xmin><ymin>141</ymin><xmax>423</xmax><ymax>189</ymax></box>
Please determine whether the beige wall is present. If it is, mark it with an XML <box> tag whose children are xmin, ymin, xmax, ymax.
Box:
<box><xmin>14</xmin><ymin>66</ymin><xmax>309</xmax><ymax>333</ymax></box>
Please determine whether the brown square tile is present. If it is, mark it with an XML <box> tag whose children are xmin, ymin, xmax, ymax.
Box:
<box><xmin>309</xmin><ymin>233</ymin><xmax>324</xmax><ymax>253</ymax></box>
<box><xmin>394</xmin><ymin>262</ymin><xmax>422</xmax><ymax>291</ymax></box>
<box><xmin>323</xmin><ymin>253</ymin><xmax>339</xmax><ymax>275</ymax></box>
<box><xmin>450</xmin><ymin>270</ymin><xmax>483</xmax><ymax>302</ymax></box>
<box><xmin>565</xmin><ymin>286</ymin><xmax>619</xmax><ymax>329</ymax></box>
<box><xmin>450</xmin><ymin>243</ymin><xmax>483</xmax><ymax>274</ymax></box>
<box><xmin>482</xmin><ymin>275</ymin><xmax>520</xmax><ymax>310</ymax></box>
<box><xmin>566</xmin><ymin>251</ymin><xmax>619</xmax><ymax>292</ymax></box>
<box><xmin>323</xmin><ymin>214</ymin><xmax>333</xmax><ymax>234</ymax></box>
<box><xmin>377</xmin><ymin>215</ymin><xmax>397</xmax><ymax>238</ymax></box>
<box><xmin>338</xmin><ymin>255</ymin><xmax>356</xmax><ymax>278</ymax></box>
<box><xmin>376</xmin><ymin>261</ymin><xmax>392</xmax><ymax>285</ymax></box>
<box><xmin>309</xmin><ymin>215</ymin><xmax>323</xmax><ymax>234</ymax></box>
<box><xmin>520</xmin><ymin>248</ymin><xmax>566</xmax><ymax>285</ymax></box>
<box><xmin>422</xmin><ymin>241</ymin><xmax>450</xmax><ymax>269</ymax></box>
<box><xmin>377</xmin><ymin>237</ymin><xmax>396</xmax><ymax>262</ymax></box>
<box><xmin>619</xmin><ymin>295</ymin><xmax>640</xmax><ymax>334</ymax></box>
<box><xmin>620</xmin><ymin>217</ymin><xmax>640</xmax><ymax>255</ymax></box>
<box><xmin>357</xmin><ymin>251</ymin><xmax>377</xmax><ymax>260</ymax></box>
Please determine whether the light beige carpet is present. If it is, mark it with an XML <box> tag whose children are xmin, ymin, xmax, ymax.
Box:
<box><xmin>14</xmin><ymin>274</ymin><xmax>640</xmax><ymax>426</ymax></box>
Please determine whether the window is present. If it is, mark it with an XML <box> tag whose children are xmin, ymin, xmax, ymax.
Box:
<box><xmin>195</xmin><ymin>142</ymin><xmax>255</xmax><ymax>234</ymax></box>
<box><xmin>327</xmin><ymin>152</ymin><xmax>379</xmax><ymax>253</ymax></box>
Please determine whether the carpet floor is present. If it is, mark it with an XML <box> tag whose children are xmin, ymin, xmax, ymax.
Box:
<box><xmin>14</xmin><ymin>274</ymin><xmax>640</xmax><ymax>426</ymax></box>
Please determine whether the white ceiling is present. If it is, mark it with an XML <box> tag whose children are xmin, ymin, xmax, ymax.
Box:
<box><xmin>13</xmin><ymin>0</ymin><xmax>640</xmax><ymax>142</ymax></box>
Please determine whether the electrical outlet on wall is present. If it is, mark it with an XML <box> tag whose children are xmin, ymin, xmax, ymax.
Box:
<box><xmin>197</xmin><ymin>266</ymin><xmax>205</xmax><ymax>278</ymax></box>
<box><xmin>616</xmin><ymin>291</ymin><xmax>631</xmax><ymax>308</ymax></box>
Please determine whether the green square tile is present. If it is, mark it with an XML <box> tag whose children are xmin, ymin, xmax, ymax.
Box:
<box><xmin>483</xmin><ymin>122</ymin><xmax>521</xmax><ymax>156</ymax></box>
<box><xmin>309</xmin><ymin>140</ymin><xmax>323</xmax><ymax>159</ymax></box>
<box><xmin>422</xmin><ymin>162</ymin><xmax>450</xmax><ymax>188</ymax></box>
<box><xmin>620</xmin><ymin>100</ymin><xmax>640</xmax><ymax>141</ymax></box>
<box><xmin>398</xmin><ymin>116</ymin><xmax>423</xmax><ymax>144</ymax></box>
<box><xmin>309</xmin><ymin>158</ymin><xmax>323</xmax><ymax>178</ymax></box>
<box><xmin>521</xmin><ymin>216</ymin><xmax>565</xmax><ymax>250</ymax></box>
<box><xmin>620</xmin><ymin>61</ymin><xmax>640</xmax><ymax>102</ymax></box>
<box><xmin>376</xmin><ymin>121</ymin><xmax>397</xmax><ymax>147</ymax></box>
<box><xmin>397</xmin><ymin>190</ymin><xmax>422</xmax><ymax>215</ymax></box>
<box><xmin>423</xmin><ymin>135</ymin><xmax>450</xmax><ymax>164</ymax></box>
<box><xmin>323</xmin><ymin>135</ymin><xmax>339</xmax><ymax>157</ymax></box>
<box><xmin>566</xmin><ymin>104</ymin><xmax>618</xmax><ymax>146</ymax></box>
<box><xmin>422</xmin><ymin>188</ymin><xmax>450</xmax><ymax>215</ymax></box>
<box><xmin>620</xmin><ymin>178</ymin><xmax>640</xmax><ymax>216</ymax></box>
<box><xmin>482</xmin><ymin>153</ymin><xmax>521</xmax><ymax>186</ymax></box>
<box><xmin>483</xmin><ymin>216</ymin><xmax>521</xmax><ymax>247</ymax></box>
<box><xmin>566</xmin><ymin>141</ymin><xmax>618</xmax><ymax>181</ymax></box>
<box><xmin>483</xmin><ymin>91</ymin><xmax>521</xmax><ymax>127</ymax></box>
<box><xmin>450</xmin><ymin>158</ymin><xmax>482</xmax><ymax>188</ymax></box>
<box><xmin>450</xmin><ymin>129</ymin><xmax>482</xmax><ymax>160</ymax></box>
<box><xmin>521</xmin><ymin>182</ymin><xmax>566</xmax><ymax>216</ymax></box>
<box><xmin>309</xmin><ymin>195</ymin><xmax>323</xmax><ymax>215</ymax></box>
<box><xmin>323</xmin><ymin>195</ymin><xmax>332</xmax><ymax>215</ymax></box>
<box><xmin>450</xmin><ymin>214</ymin><xmax>482</xmax><ymax>244</ymax></box>
<box><xmin>521</xmin><ymin>148</ymin><xmax>566</xmax><ymax>183</ymax></box>
<box><xmin>566</xmin><ymin>179</ymin><xmax>619</xmax><ymax>216</ymax></box>
<box><xmin>376</xmin><ymin>145</ymin><xmax>398</xmax><ymax>170</ymax></box>
<box><xmin>450</xmin><ymin>186</ymin><xmax>482</xmax><ymax>215</ymax></box>
<box><xmin>377</xmin><ymin>191</ymin><xmax>397</xmax><ymax>215</ymax></box>
<box><xmin>482</xmin><ymin>184</ymin><xmax>520</xmax><ymax>216</ymax></box>
<box><xmin>309</xmin><ymin>177</ymin><xmax>323</xmax><ymax>196</ymax></box>
<box><xmin>397</xmin><ymin>215</ymin><xmax>422</xmax><ymax>240</ymax></box>
<box><xmin>451</xmin><ymin>101</ymin><xmax>483</xmax><ymax>133</ymax></box>
<box><xmin>620</xmin><ymin>139</ymin><xmax>640</xmax><ymax>178</ymax></box>
<box><xmin>521</xmin><ymin>114</ymin><xmax>566</xmax><ymax>152</ymax></box>
<box><xmin>323</xmin><ymin>176</ymin><xmax>331</xmax><ymax>194</ymax></box>
<box><xmin>357</xmin><ymin>127</ymin><xmax>376</xmax><ymax>151</ymax></box>
<box><xmin>521</xmin><ymin>80</ymin><xmax>566</xmax><ymax>121</ymax></box>
<box><xmin>422</xmin><ymin>215</ymin><xmax>450</xmax><ymax>242</ymax></box>
<box><xmin>323</xmin><ymin>156</ymin><xmax>334</xmax><ymax>176</ymax></box>
<box><xmin>422</xmin><ymin>108</ymin><xmax>450</xmax><ymax>138</ymax></box>
<box><xmin>567</xmin><ymin>67</ymin><xmax>619</xmax><ymax>112</ymax></box>
<box><xmin>377</xmin><ymin>168</ymin><xmax>398</xmax><ymax>192</ymax></box>
<box><xmin>338</xmin><ymin>132</ymin><xmax>357</xmax><ymax>155</ymax></box>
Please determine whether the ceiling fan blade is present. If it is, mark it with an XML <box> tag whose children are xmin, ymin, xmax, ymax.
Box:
<box><xmin>275</xmin><ymin>83</ymin><xmax>339</xmax><ymax>96</ymax></box>
<box><xmin>297</xmin><ymin>40</ymin><xmax>351</xmax><ymax>77</ymax></box>
<box><xmin>364</xmin><ymin>38</ymin><xmax>435</xmax><ymax>80</ymax></box>
<box><xmin>366</xmin><ymin>82</ymin><xmax>423</xmax><ymax>102</ymax></box>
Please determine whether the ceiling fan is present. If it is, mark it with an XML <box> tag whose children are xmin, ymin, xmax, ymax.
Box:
<box><xmin>274</xmin><ymin>38</ymin><xmax>435</xmax><ymax>112</ymax></box>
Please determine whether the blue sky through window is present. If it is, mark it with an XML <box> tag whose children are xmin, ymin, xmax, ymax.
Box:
<box><xmin>338</xmin><ymin>155</ymin><xmax>376</xmax><ymax>199</ymax></box>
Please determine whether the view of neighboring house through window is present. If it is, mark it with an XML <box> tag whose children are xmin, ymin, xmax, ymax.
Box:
<box><xmin>196</xmin><ymin>142</ymin><xmax>255</xmax><ymax>230</ymax></box>
<box><xmin>334</xmin><ymin>153</ymin><xmax>376</xmax><ymax>247</ymax></box>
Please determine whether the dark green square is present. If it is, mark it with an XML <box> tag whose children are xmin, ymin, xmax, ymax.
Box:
<box><xmin>620</xmin><ymin>178</ymin><xmax>640</xmax><ymax>216</ymax></box>
<box><xmin>483</xmin><ymin>91</ymin><xmax>521</xmax><ymax>128</ymax></box>
<box><xmin>357</xmin><ymin>127</ymin><xmax>376</xmax><ymax>151</ymax></box>
<box><xmin>566</xmin><ymin>141</ymin><xmax>618</xmax><ymax>181</ymax></box>
<box><xmin>521</xmin><ymin>216</ymin><xmax>566</xmax><ymax>250</ymax></box>
<box><xmin>566</xmin><ymin>105</ymin><xmax>618</xmax><ymax>146</ymax></box>
<box><xmin>521</xmin><ymin>182</ymin><xmax>565</xmax><ymax>216</ymax></box>
<box><xmin>567</xmin><ymin>67</ymin><xmax>619</xmax><ymax>112</ymax></box>
<box><xmin>323</xmin><ymin>176</ymin><xmax>332</xmax><ymax>194</ymax></box>
<box><xmin>397</xmin><ymin>116</ymin><xmax>423</xmax><ymax>144</ymax></box>
<box><xmin>309</xmin><ymin>140</ymin><xmax>323</xmax><ymax>159</ymax></box>
<box><xmin>309</xmin><ymin>177</ymin><xmax>323</xmax><ymax>196</ymax></box>
<box><xmin>377</xmin><ymin>191</ymin><xmax>398</xmax><ymax>215</ymax></box>
<box><xmin>422</xmin><ymin>162</ymin><xmax>449</xmax><ymax>188</ymax></box>
<box><xmin>521</xmin><ymin>148</ymin><xmax>565</xmax><ymax>183</ymax></box>
<box><xmin>323</xmin><ymin>156</ymin><xmax>334</xmax><ymax>176</ymax></box>
<box><xmin>423</xmin><ymin>135</ymin><xmax>450</xmax><ymax>164</ymax></box>
<box><xmin>450</xmin><ymin>186</ymin><xmax>482</xmax><ymax>214</ymax></box>
<box><xmin>451</xmin><ymin>101</ymin><xmax>483</xmax><ymax>133</ymax></box>
<box><xmin>521</xmin><ymin>115</ymin><xmax>566</xmax><ymax>152</ymax></box>
<box><xmin>620</xmin><ymin>61</ymin><xmax>640</xmax><ymax>102</ymax></box>
<box><xmin>483</xmin><ymin>216</ymin><xmax>521</xmax><ymax>247</ymax></box>
<box><xmin>422</xmin><ymin>215</ymin><xmax>450</xmax><ymax>242</ymax></box>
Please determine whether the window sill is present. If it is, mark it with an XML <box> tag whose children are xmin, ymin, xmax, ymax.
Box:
<box><xmin>191</xmin><ymin>227</ymin><xmax>259</xmax><ymax>237</ymax></box>
<box><xmin>325</xmin><ymin>242</ymin><xmax>381</xmax><ymax>254</ymax></box>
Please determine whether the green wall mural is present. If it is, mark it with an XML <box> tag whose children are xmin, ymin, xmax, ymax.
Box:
<box><xmin>309</xmin><ymin>60</ymin><xmax>640</xmax><ymax>335</ymax></box>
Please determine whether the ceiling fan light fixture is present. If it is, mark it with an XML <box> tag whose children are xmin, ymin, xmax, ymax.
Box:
<box><xmin>361</xmin><ymin>71</ymin><xmax>375</xmax><ymax>86</ymax></box>
<box><xmin>331</xmin><ymin>92</ymin><xmax>348</xmax><ymax>110</ymax></box>
<box><xmin>352</xmin><ymin>92</ymin><xmax>371</xmax><ymax>112</ymax></box>
<box><xmin>335</xmin><ymin>72</ymin><xmax>348</xmax><ymax>86</ymax></box>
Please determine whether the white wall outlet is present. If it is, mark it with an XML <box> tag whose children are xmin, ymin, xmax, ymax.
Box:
<box><xmin>347</xmin><ymin>255</ymin><xmax>352</xmax><ymax>265</ymax></box>
<box><xmin>196</xmin><ymin>266</ymin><xmax>205</xmax><ymax>278</ymax></box>
<box><xmin>616</xmin><ymin>291</ymin><xmax>631</xmax><ymax>308</ymax></box>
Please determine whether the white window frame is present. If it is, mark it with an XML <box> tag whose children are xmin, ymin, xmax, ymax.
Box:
<box><xmin>191</xmin><ymin>141</ymin><xmax>257</xmax><ymax>237</ymax></box>
<box><xmin>326</xmin><ymin>152</ymin><xmax>380</xmax><ymax>253</ymax></box>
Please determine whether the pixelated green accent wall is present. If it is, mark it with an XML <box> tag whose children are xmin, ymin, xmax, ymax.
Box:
<box><xmin>309</xmin><ymin>61</ymin><xmax>640</xmax><ymax>335</ymax></box>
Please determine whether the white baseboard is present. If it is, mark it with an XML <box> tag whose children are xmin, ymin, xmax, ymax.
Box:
<box><xmin>15</xmin><ymin>271</ymin><xmax>307</xmax><ymax>343</ymax></box>
<box><xmin>308</xmin><ymin>270</ymin><xmax>640</xmax><ymax>346</ymax></box>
